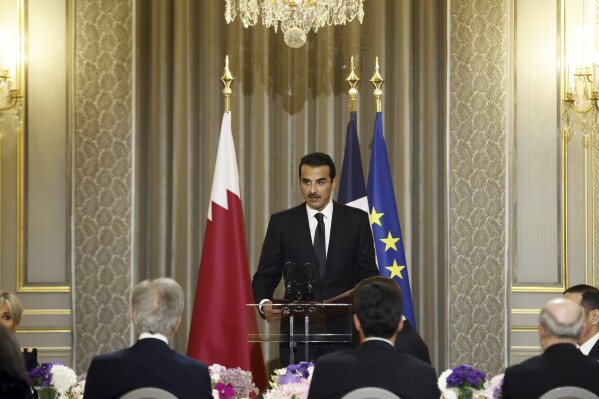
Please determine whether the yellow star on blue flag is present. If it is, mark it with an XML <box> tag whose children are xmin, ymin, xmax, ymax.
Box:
<box><xmin>385</xmin><ymin>260</ymin><xmax>406</xmax><ymax>279</ymax></box>
<box><xmin>380</xmin><ymin>231</ymin><xmax>400</xmax><ymax>251</ymax></box>
<box><xmin>367</xmin><ymin>111</ymin><xmax>416</xmax><ymax>328</ymax></box>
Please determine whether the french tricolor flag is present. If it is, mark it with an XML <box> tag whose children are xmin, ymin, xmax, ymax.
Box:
<box><xmin>337</xmin><ymin>111</ymin><xmax>369</xmax><ymax>214</ymax></box>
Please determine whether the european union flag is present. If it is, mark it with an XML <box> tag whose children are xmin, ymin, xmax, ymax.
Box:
<box><xmin>367</xmin><ymin>112</ymin><xmax>416</xmax><ymax>328</ymax></box>
<box><xmin>338</xmin><ymin>111</ymin><xmax>369</xmax><ymax>214</ymax></box>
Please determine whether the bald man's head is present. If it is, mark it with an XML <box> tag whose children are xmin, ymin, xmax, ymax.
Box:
<box><xmin>540</xmin><ymin>298</ymin><xmax>585</xmax><ymax>340</ymax></box>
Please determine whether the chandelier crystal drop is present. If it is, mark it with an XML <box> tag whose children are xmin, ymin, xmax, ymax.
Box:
<box><xmin>225</xmin><ymin>0</ymin><xmax>365</xmax><ymax>48</ymax></box>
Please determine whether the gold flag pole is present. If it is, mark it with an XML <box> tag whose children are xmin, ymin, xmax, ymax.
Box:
<box><xmin>370</xmin><ymin>56</ymin><xmax>384</xmax><ymax>112</ymax></box>
<box><xmin>221</xmin><ymin>55</ymin><xmax>235</xmax><ymax>112</ymax></box>
<box><xmin>346</xmin><ymin>56</ymin><xmax>360</xmax><ymax>112</ymax></box>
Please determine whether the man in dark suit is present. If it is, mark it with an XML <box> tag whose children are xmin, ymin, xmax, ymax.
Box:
<box><xmin>395</xmin><ymin>318</ymin><xmax>432</xmax><ymax>364</ymax></box>
<box><xmin>501</xmin><ymin>297</ymin><xmax>599</xmax><ymax>399</ymax></box>
<box><xmin>580</xmin><ymin>291</ymin><xmax>599</xmax><ymax>359</ymax></box>
<box><xmin>83</xmin><ymin>278</ymin><xmax>212</xmax><ymax>399</ymax></box>
<box><xmin>252</xmin><ymin>152</ymin><xmax>379</xmax><ymax>365</ymax></box>
<box><xmin>307</xmin><ymin>276</ymin><xmax>440</xmax><ymax>399</ymax></box>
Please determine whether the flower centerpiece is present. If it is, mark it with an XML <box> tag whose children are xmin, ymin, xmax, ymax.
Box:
<box><xmin>58</xmin><ymin>373</ymin><xmax>86</xmax><ymax>399</ymax></box>
<box><xmin>27</xmin><ymin>363</ymin><xmax>78</xmax><ymax>399</ymax></box>
<box><xmin>484</xmin><ymin>373</ymin><xmax>503</xmax><ymax>399</ymax></box>
<box><xmin>438</xmin><ymin>364</ymin><xmax>487</xmax><ymax>399</ymax></box>
<box><xmin>209</xmin><ymin>364</ymin><xmax>259</xmax><ymax>399</ymax></box>
<box><xmin>263</xmin><ymin>361</ymin><xmax>314</xmax><ymax>399</ymax></box>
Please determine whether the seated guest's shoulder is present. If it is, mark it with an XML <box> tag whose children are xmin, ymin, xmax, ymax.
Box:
<box><xmin>314</xmin><ymin>348</ymin><xmax>358</xmax><ymax>365</ymax></box>
<box><xmin>400</xmin><ymin>352</ymin><xmax>436</xmax><ymax>370</ymax></box>
<box><xmin>89</xmin><ymin>348</ymin><xmax>129</xmax><ymax>365</ymax></box>
<box><xmin>173</xmin><ymin>352</ymin><xmax>209</xmax><ymax>369</ymax></box>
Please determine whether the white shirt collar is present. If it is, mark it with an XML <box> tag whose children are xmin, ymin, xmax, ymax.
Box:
<box><xmin>305</xmin><ymin>199</ymin><xmax>334</xmax><ymax>220</ymax></box>
<box><xmin>580</xmin><ymin>330</ymin><xmax>599</xmax><ymax>355</ymax></box>
<box><xmin>138</xmin><ymin>332</ymin><xmax>169</xmax><ymax>344</ymax></box>
<box><xmin>363</xmin><ymin>336</ymin><xmax>394</xmax><ymax>347</ymax></box>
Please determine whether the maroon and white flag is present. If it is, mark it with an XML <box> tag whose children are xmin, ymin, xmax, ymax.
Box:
<box><xmin>187</xmin><ymin>112</ymin><xmax>266</xmax><ymax>390</ymax></box>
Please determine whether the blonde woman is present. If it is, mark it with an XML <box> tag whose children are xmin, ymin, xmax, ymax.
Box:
<box><xmin>0</xmin><ymin>290</ymin><xmax>38</xmax><ymax>371</ymax></box>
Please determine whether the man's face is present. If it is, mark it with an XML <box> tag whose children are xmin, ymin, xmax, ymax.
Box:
<box><xmin>300</xmin><ymin>165</ymin><xmax>336</xmax><ymax>211</ymax></box>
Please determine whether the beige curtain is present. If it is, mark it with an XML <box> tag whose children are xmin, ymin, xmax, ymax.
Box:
<box><xmin>134</xmin><ymin>0</ymin><xmax>447</xmax><ymax>370</ymax></box>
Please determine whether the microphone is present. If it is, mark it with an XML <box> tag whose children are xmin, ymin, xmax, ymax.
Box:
<box><xmin>303</xmin><ymin>262</ymin><xmax>314</xmax><ymax>301</ymax></box>
<box><xmin>283</xmin><ymin>260</ymin><xmax>296</xmax><ymax>299</ymax></box>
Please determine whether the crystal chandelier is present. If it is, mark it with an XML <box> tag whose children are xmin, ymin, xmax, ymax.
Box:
<box><xmin>224</xmin><ymin>0</ymin><xmax>365</xmax><ymax>48</ymax></box>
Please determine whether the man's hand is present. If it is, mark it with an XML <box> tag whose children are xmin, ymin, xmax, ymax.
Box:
<box><xmin>262</xmin><ymin>301</ymin><xmax>282</xmax><ymax>323</ymax></box>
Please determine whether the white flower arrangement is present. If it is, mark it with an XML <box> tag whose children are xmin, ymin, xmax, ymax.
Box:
<box><xmin>50</xmin><ymin>364</ymin><xmax>78</xmax><ymax>394</ymax></box>
<box><xmin>27</xmin><ymin>362</ymin><xmax>85</xmax><ymax>399</ymax></box>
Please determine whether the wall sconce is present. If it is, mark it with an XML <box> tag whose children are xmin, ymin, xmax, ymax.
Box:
<box><xmin>562</xmin><ymin>65</ymin><xmax>599</xmax><ymax>148</ymax></box>
<box><xmin>561</xmin><ymin>0</ymin><xmax>599</xmax><ymax>149</ymax></box>
<box><xmin>0</xmin><ymin>0</ymin><xmax>24</xmax><ymax>139</ymax></box>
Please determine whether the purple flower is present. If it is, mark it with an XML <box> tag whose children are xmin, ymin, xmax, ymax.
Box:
<box><xmin>278</xmin><ymin>362</ymin><xmax>314</xmax><ymax>385</ymax></box>
<box><xmin>209</xmin><ymin>365</ymin><xmax>258</xmax><ymax>398</ymax></box>
<box><xmin>27</xmin><ymin>363</ymin><xmax>55</xmax><ymax>387</ymax></box>
<box><xmin>278</xmin><ymin>373</ymin><xmax>301</xmax><ymax>384</ymax></box>
<box><xmin>446</xmin><ymin>364</ymin><xmax>486</xmax><ymax>390</ymax></box>
<box><xmin>215</xmin><ymin>382</ymin><xmax>235</xmax><ymax>399</ymax></box>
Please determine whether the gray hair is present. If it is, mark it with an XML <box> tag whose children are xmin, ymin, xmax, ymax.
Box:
<box><xmin>0</xmin><ymin>291</ymin><xmax>23</xmax><ymax>326</ymax></box>
<box><xmin>540</xmin><ymin>304</ymin><xmax>584</xmax><ymax>339</ymax></box>
<box><xmin>131</xmin><ymin>278</ymin><xmax>184</xmax><ymax>335</ymax></box>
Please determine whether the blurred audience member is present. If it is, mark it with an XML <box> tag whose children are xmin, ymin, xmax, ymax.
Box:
<box><xmin>580</xmin><ymin>290</ymin><xmax>599</xmax><ymax>359</ymax></box>
<box><xmin>394</xmin><ymin>317</ymin><xmax>432</xmax><ymax>364</ymax></box>
<box><xmin>0</xmin><ymin>290</ymin><xmax>38</xmax><ymax>371</ymax></box>
<box><xmin>501</xmin><ymin>298</ymin><xmax>599</xmax><ymax>399</ymax></box>
<box><xmin>0</xmin><ymin>324</ymin><xmax>32</xmax><ymax>399</ymax></box>
<box><xmin>308</xmin><ymin>276</ymin><xmax>440</xmax><ymax>399</ymax></box>
<box><xmin>83</xmin><ymin>278</ymin><xmax>211</xmax><ymax>399</ymax></box>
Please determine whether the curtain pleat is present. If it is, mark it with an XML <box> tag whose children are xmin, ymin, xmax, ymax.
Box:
<box><xmin>134</xmin><ymin>0</ymin><xmax>448</xmax><ymax>371</ymax></box>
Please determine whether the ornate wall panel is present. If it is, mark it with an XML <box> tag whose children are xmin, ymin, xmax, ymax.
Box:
<box><xmin>73</xmin><ymin>0</ymin><xmax>133</xmax><ymax>372</ymax></box>
<box><xmin>449</xmin><ymin>0</ymin><xmax>507</xmax><ymax>374</ymax></box>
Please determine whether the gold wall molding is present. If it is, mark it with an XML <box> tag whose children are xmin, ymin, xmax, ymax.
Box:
<box><xmin>14</xmin><ymin>0</ymin><xmax>71</xmax><ymax>293</ymax></box>
<box><xmin>22</xmin><ymin>309</ymin><xmax>71</xmax><ymax>315</ymax></box>
<box><xmin>510</xmin><ymin>326</ymin><xmax>539</xmax><ymax>332</ymax></box>
<box><xmin>510</xmin><ymin>346</ymin><xmax>541</xmax><ymax>364</ymax></box>
<box><xmin>18</xmin><ymin>328</ymin><xmax>71</xmax><ymax>333</ymax></box>
<box><xmin>510</xmin><ymin>308</ymin><xmax>541</xmax><ymax>314</ymax></box>
<box><xmin>510</xmin><ymin>285</ymin><xmax>565</xmax><ymax>292</ymax></box>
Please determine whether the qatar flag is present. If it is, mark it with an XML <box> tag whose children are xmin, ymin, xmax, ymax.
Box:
<box><xmin>187</xmin><ymin>112</ymin><xmax>267</xmax><ymax>390</ymax></box>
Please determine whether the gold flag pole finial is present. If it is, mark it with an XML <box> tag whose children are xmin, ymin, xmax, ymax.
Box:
<box><xmin>221</xmin><ymin>55</ymin><xmax>235</xmax><ymax>112</ymax></box>
<box><xmin>370</xmin><ymin>56</ymin><xmax>384</xmax><ymax>112</ymax></box>
<box><xmin>346</xmin><ymin>56</ymin><xmax>360</xmax><ymax>113</ymax></box>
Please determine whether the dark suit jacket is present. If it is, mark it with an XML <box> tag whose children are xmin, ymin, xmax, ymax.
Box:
<box><xmin>252</xmin><ymin>201</ymin><xmax>378</xmax><ymax>304</ymax></box>
<box><xmin>307</xmin><ymin>340</ymin><xmax>440</xmax><ymax>399</ymax></box>
<box><xmin>252</xmin><ymin>201</ymin><xmax>379</xmax><ymax>364</ymax></box>
<box><xmin>395</xmin><ymin>320</ymin><xmax>432</xmax><ymax>365</ymax></box>
<box><xmin>502</xmin><ymin>343</ymin><xmax>599</xmax><ymax>399</ymax></box>
<box><xmin>587</xmin><ymin>337</ymin><xmax>599</xmax><ymax>360</ymax></box>
<box><xmin>83</xmin><ymin>338</ymin><xmax>212</xmax><ymax>399</ymax></box>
